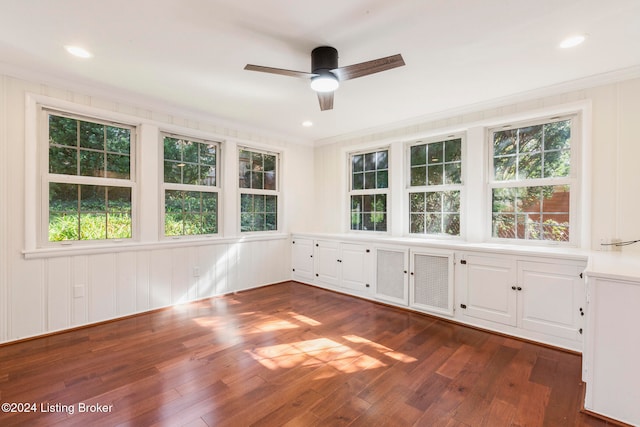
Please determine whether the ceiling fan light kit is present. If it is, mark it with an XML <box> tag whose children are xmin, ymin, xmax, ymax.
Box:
<box><xmin>310</xmin><ymin>73</ymin><xmax>339</xmax><ymax>92</ymax></box>
<box><xmin>244</xmin><ymin>45</ymin><xmax>405</xmax><ymax>111</ymax></box>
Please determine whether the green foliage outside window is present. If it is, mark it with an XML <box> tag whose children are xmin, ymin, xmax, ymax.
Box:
<box><xmin>164</xmin><ymin>137</ymin><xmax>217</xmax><ymax>186</ymax></box>
<box><xmin>350</xmin><ymin>149</ymin><xmax>388</xmax><ymax>232</ymax></box>
<box><xmin>350</xmin><ymin>194</ymin><xmax>387</xmax><ymax>232</ymax></box>
<box><xmin>492</xmin><ymin>185</ymin><xmax>570</xmax><ymax>241</ymax></box>
<box><xmin>47</xmin><ymin>113</ymin><xmax>133</xmax><ymax>242</ymax></box>
<box><xmin>240</xmin><ymin>194</ymin><xmax>277</xmax><ymax>232</ymax></box>
<box><xmin>351</xmin><ymin>150</ymin><xmax>388</xmax><ymax>190</ymax></box>
<box><xmin>49</xmin><ymin>115</ymin><xmax>131</xmax><ymax>179</ymax></box>
<box><xmin>491</xmin><ymin>120</ymin><xmax>572</xmax><ymax>242</ymax></box>
<box><xmin>48</xmin><ymin>183</ymin><xmax>132</xmax><ymax>241</ymax></box>
<box><xmin>163</xmin><ymin>136</ymin><xmax>219</xmax><ymax>236</ymax></box>
<box><xmin>410</xmin><ymin>138</ymin><xmax>461</xmax><ymax>187</ymax></box>
<box><xmin>239</xmin><ymin>148</ymin><xmax>278</xmax><ymax>233</ymax></box>
<box><xmin>493</xmin><ymin>120</ymin><xmax>571</xmax><ymax>181</ymax></box>
<box><xmin>409</xmin><ymin>191</ymin><xmax>460</xmax><ymax>235</ymax></box>
<box><xmin>165</xmin><ymin>190</ymin><xmax>218</xmax><ymax>236</ymax></box>
<box><xmin>409</xmin><ymin>138</ymin><xmax>462</xmax><ymax>236</ymax></box>
<box><xmin>239</xmin><ymin>150</ymin><xmax>276</xmax><ymax>190</ymax></box>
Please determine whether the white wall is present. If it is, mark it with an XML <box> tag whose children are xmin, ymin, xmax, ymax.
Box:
<box><xmin>0</xmin><ymin>74</ymin><xmax>315</xmax><ymax>343</ymax></box>
<box><xmin>3</xmin><ymin>71</ymin><xmax>639</xmax><ymax>345</ymax></box>
<box><xmin>312</xmin><ymin>77</ymin><xmax>640</xmax><ymax>254</ymax></box>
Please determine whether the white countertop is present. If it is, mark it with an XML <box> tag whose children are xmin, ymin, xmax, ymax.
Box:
<box><xmin>585</xmin><ymin>252</ymin><xmax>640</xmax><ymax>283</ymax></box>
<box><xmin>292</xmin><ymin>232</ymin><xmax>590</xmax><ymax>261</ymax></box>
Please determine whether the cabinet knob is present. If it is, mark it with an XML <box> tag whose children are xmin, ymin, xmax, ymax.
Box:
<box><xmin>517</xmin><ymin>286</ymin><xmax>522</xmax><ymax>291</ymax></box>
<box><xmin>511</xmin><ymin>286</ymin><xmax>517</xmax><ymax>290</ymax></box>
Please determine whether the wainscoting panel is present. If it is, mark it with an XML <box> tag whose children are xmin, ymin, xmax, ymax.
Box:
<box><xmin>46</xmin><ymin>257</ymin><xmax>71</xmax><ymax>332</ymax></box>
<box><xmin>4</xmin><ymin>237</ymin><xmax>290</xmax><ymax>343</ymax></box>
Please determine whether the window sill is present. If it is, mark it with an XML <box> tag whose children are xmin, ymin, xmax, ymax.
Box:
<box><xmin>23</xmin><ymin>233</ymin><xmax>290</xmax><ymax>260</ymax></box>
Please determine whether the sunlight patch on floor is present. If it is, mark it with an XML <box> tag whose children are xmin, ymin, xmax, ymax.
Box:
<box><xmin>343</xmin><ymin>334</ymin><xmax>418</xmax><ymax>363</ymax></box>
<box><xmin>288</xmin><ymin>311</ymin><xmax>322</xmax><ymax>326</ymax></box>
<box><xmin>244</xmin><ymin>333</ymin><xmax>416</xmax><ymax>375</ymax></box>
<box><xmin>255</xmin><ymin>319</ymin><xmax>299</xmax><ymax>332</ymax></box>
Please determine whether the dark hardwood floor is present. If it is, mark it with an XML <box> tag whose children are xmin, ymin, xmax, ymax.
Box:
<box><xmin>0</xmin><ymin>281</ymin><xmax>611</xmax><ymax>426</ymax></box>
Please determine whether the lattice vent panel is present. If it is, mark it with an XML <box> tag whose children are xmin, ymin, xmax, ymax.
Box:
<box><xmin>376</xmin><ymin>250</ymin><xmax>405</xmax><ymax>301</ymax></box>
<box><xmin>414</xmin><ymin>254</ymin><xmax>450</xmax><ymax>310</ymax></box>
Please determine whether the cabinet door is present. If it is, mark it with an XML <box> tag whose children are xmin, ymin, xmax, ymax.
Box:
<box><xmin>584</xmin><ymin>277</ymin><xmax>640</xmax><ymax>426</ymax></box>
<box><xmin>314</xmin><ymin>240</ymin><xmax>340</xmax><ymax>286</ymax></box>
<box><xmin>410</xmin><ymin>249</ymin><xmax>454</xmax><ymax>316</ymax></box>
<box><xmin>518</xmin><ymin>261</ymin><xmax>584</xmax><ymax>341</ymax></box>
<box><xmin>340</xmin><ymin>243</ymin><xmax>370</xmax><ymax>292</ymax></box>
<box><xmin>291</xmin><ymin>238</ymin><xmax>314</xmax><ymax>282</ymax></box>
<box><xmin>461</xmin><ymin>255</ymin><xmax>517</xmax><ymax>326</ymax></box>
<box><xmin>375</xmin><ymin>247</ymin><xmax>408</xmax><ymax>305</ymax></box>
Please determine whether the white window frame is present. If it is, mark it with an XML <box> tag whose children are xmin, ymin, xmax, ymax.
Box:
<box><xmin>238</xmin><ymin>146</ymin><xmax>281</xmax><ymax>234</ymax></box>
<box><xmin>487</xmin><ymin>113</ymin><xmax>580</xmax><ymax>246</ymax></box>
<box><xmin>160</xmin><ymin>132</ymin><xmax>222</xmax><ymax>240</ymax></box>
<box><xmin>347</xmin><ymin>146</ymin><xmax>391</xmax><ymax>234</ymax></box>
<box><xmin>40</xmin><ymin>107</ymin><xmax>137</xmax><ymax>247</ymax></box>
<box><xmin>405</xmin><ymin>134</ymin><xmax>465</xmax><ymax>239</ymax></box>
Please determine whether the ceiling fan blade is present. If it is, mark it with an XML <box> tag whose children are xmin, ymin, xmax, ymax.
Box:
<box><xmin>332</xmin><ymin>54</ymin><xmax>405</xmax><ymax>81</ymax></box>
<box><xmin>244</xmin><ymin>64</ymin><xmax>316</xmax><ymax>79</ymax></box>
<box><xmin>317</xmin><ymin>92</ymin><xmax>334</xmax><ymax>111</ymax></box>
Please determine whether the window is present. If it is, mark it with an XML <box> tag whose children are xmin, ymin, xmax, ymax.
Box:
<box><xmin>46</xmin><ymin>111</ymin><xmax>134</xmax><ymax>242</ymax></box>
<box><xmin>162</xmin><ymin>134</ymin><xmax>220</xmax><ymax>236</ymax></box>
<box><xmin>490</xmin><ymin>117</ymin><xmax>574</xmax><ymax>242</ymax></box>
<box><xmin>239</xmin><ymin>148</ymin><xmax>279</xmax><ymax>232</ymax></box>
<box><xmin>408</xmin><ymin>137</ymin><xmax>462</xmax><ymax>236</ymax></box>
<box><xmin>349</xmin><ymin>149</ymin><xmax>389</xmax><ymax>232</ymax></box>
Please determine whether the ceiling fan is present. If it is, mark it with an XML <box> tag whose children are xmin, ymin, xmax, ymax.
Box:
<box><xmin>244</xmin><ymin>46</ymin><xmax>405</xmax><ymax>111</ymax></box>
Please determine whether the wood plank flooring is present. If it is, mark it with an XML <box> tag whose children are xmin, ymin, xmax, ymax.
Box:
<box><xmin>0</xmin><ymin>282</ymin><xmax>611</xmax><ymax>426</ymax></box>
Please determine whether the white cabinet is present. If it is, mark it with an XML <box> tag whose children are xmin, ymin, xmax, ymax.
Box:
<box><xmin>583</xmin><ymin>265</ymin><xmax>640</xmax><ymax>427</ymax></box>
<box><xmin>314</xmin><ymin>240</ymin><xmax>340</xmax><ymax>286</ymax></box>
<box><xmin>291</xmin><ymin>238</ymin><xmax>314</xmax><ymax>282</ymax></box>
<box><xmin>410</xmin><ymin>249</ymin><xmax>455</xmax><ymax>316</ymax></box>
<box><xmin>314</xmin><ymin>240</ymin><xmax>372</xmax><ymax>293</ymax></box>
<box><xmin>374</xmin><ymin>247</ymin><xmax>409</xmax><ymax>305</ymax></box>
<box><xmin>340</xmin><ymin>243</ymin><xmax>371</xmax><ymax>292</ymax></box>
<box><xmin>374</xmin><ymin>247</ymin><xmax>455</xmax><ymax>316</ymax></box>
<box><xmin>292</xmin><ymin>234</ymin><xmax>588</xmax><ymax>353</ymax></box>
<box><xmin>459</xmin><ymin>254</ymin><xmax>517</xmax><ymax>326</ymax></box>
<box><xmin>518</xmin><ymin>261</ymin><xmax>584</xmax><ymax>342</ymax></box>
<box><xmin>458</xmin><ymin>253</ymin><xmax>585</xmax><ymax>349</ymax></box>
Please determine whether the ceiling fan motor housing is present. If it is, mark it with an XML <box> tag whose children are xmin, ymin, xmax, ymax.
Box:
<box><xmin>311</xmin><ymin>46</ymin><xmax>338</xmax><ymax>73</ymax></box>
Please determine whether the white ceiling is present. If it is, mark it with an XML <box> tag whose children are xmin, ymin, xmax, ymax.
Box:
<box><xmin>1</xmin><ymin>0</ymin><xmax>639</xmax><ymax>143</ymax></box>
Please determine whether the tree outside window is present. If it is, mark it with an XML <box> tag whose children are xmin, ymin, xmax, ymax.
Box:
<box><xmin>47</xmin><ymin>112</ymin><xmax>133</xmax><ymax>242</ymax></box>
<box><xmin>349</xmin><ymin>149</ymin><xmax>389</xmax><ymax>232</ymax></box>
<box><xmin>239</xmin><ymin>148</ymin><xmax>279</xmax><ymax>232</ymax></box>
<box><xmin>490</xmin><ymin>119</ymin><xmax>573</xmax><ymax>242</ymax></box>
<box><xmin>408</xmin><ymin>137</ymin><xmax>462</xmax><ymax>237</ymax></box>
<box><xmin>162</xmin><ymin>135</ymin><xmax>220</xmax><ymax>237</ymax></box>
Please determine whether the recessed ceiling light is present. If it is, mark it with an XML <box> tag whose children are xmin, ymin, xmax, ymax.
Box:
<box><xmin>302</xmin><ymin>120</ymin><xmax>313</xmax><ymax>127</ymax></box>
<box><xmin>559</xmin><ymin>34</ymin><xmax>586</xmax><ymax>49</ymax></box>
<box><xmin>65</xmin><ymin>45</ymin><xmax>93</xmax><ymax>58</ymax></box>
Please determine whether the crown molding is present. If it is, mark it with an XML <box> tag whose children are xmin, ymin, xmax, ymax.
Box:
<box><xmin>314</xmin><ymin>65</ymin><xmax>640</xmax><ymax>147</ymax></box>
<box><xmin>0</xmin><ymin>62</ymin><xmax>315</xmax><ymax>147</ymax></box>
